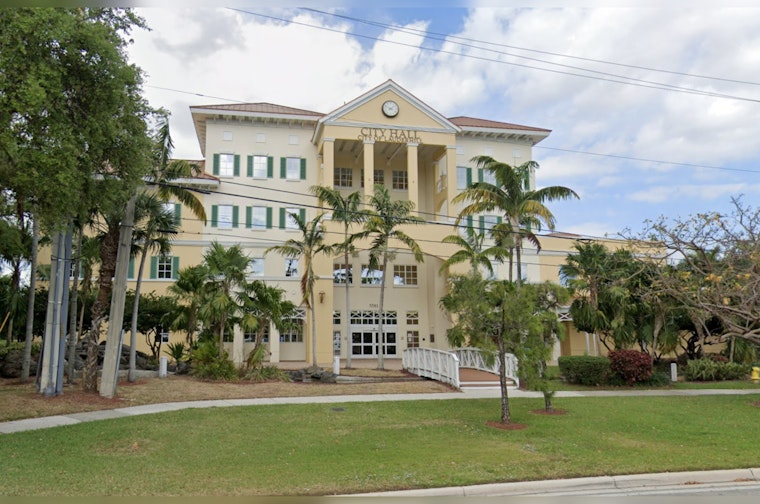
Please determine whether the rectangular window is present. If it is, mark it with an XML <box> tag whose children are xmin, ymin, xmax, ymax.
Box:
<box><xmin>163</xmin><ymin>202</ymin><xmax>181</xmax><ymax>225</ymax></box>
<box><xmin>407</xmin><ymin>331</ymin><xmax>420</xmax><ymax>348</ymax></box>
<box><xmin>480</xmin><ymin>168</ymin><xmax>496</xmax><ymax>185</ymax></box>
<box><xmin>392</xmin><ymin>170</ymin><xmax>408</xmax><ymax>190</ymax></box>
<box><xmin>406</xmin><ymin>311</ymin><xmax>419</xmax><ymax>325</ymax></box>
<box><xmin>217</xmin><ymin>204</ymin><xmax>234</xmax><ymax>229</ymax></box>
<box><xmin>285</xmin><ymin>207</ymin><xmax>300</xmax><ymax>230</ymax></box>
<box><xmin>157</xmin><ymin>256</ymin><xmax>173</xmax><ymax>279</ymax></box>
<box><xmin>284</xmin><ymin>157</ymin><xmax>302</xmax><ymax>180</ymax></box>
<box><xmin>361</xmin><ymin>265</ymin><xmax>383</xmax><ymax>285</ymax></box>
<box><xmin>333</xmin><ymin>263</ymin><xmax>353</xmax><ymax>284</ymax></box>
<box><xmin>218</xmin><ymin>153</ymin><xmax>235</xmax><ymax>177</ymax></box>
<box><xmin>481</xmin><ymin>215</ymin><xmax>501</xmax><ymax>233</ymax></box>
<box><xmin>250</xmin><ymin>155</ymin><xmax>269</xmax><ymax>178</ymax></box>
<box><xmin>250</xmin><ymin>257</ymin><xmax>264</xmax><ymax>276</ymax></box>
<box><xmin>285</xmin><ymin>258</ymin><xmax>298</xmax><ymax>277</ymax></box>
<box><xmin>393</xmin><ymin>265</ymin><xmax>418</xmax><ymax>286</ymax></box>
<box><xmin>248</xmin><ymin>206</ymin><xmax>271</xmax><ymax>230</ymax></box>
<box><xmin>333</xmin><ymin>311</ymin><xmax>341</xmax><ymax>325</ymax></box>
<box><xmin>334</xmin><ymin>167</ymin><xmax>353</xmax><ymax>188</ymax></box>
<box><xmin>457</xmin><ymin>166</ymin><xmax>471</xmax><ymax>190</ymax></box>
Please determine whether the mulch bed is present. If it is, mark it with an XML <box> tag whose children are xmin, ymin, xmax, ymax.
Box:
<box><xmin>485</xmin><ymin>420</ymin><xmax>528</xmax><ymax>430</ymax></box>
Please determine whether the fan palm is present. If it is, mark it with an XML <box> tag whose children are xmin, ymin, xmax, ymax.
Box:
<box><xmin>266</xmin><ymin>212</ymin><xmax>333</xmax><ymax>366</ymax></box>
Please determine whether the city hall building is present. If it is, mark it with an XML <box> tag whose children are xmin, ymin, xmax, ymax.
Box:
<box><xmin>140</xmin><ymin>80</ymin><xmax>614</xmax><ymax>366</ymax></box>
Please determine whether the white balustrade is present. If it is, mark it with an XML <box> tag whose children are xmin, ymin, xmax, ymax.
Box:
<box><xmin>453</xmin><ymin>348</ymin><xmax>520</xmax><ymax>388</ymax></box>
<box><xmin>402</xmin><ymin>348</ymin><xmax>460</xmax><ymax>389</ymax></box>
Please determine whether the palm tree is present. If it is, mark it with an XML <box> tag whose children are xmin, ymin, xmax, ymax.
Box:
<box><xmin>453</xmin><ymin>156</ymin><xmax>578</xmax><ymax>286</ymax></box>
<box><xmin>356</xmin><ymin>186</ymin><xmax>424</xmax><ymax>370</ymax></box>
<box><xmin>127</xmin><ymin>192</ymin><xmax>180</xmax><ymax>381</ymax></box>
<box><xmin>199</xmin><ymin>241</ymin><xmax>250</xmax><ymax>358</ymax></box>
<box><xmin>167</xmin><ymin>264</ymin><xmax>210</xmax><ymax>347</ymax></box>
<box><xmin>311</xmin><ymin>186</ymin><xmax>365</xmax><ymax>368</ymax></box>
<box><xmin>439</xmin><ymin>226</ymin><xmax>509</xmax><ymax>277</ymax></box>
<box><xmin>266</xmin><ymin>212</ymin><xmax>333</xmax><ymax>367</ymax></box>
<box><xmin>241</xmin><ymin>279</ymin><xmax>296</xmax><ymax>353</ymax></box>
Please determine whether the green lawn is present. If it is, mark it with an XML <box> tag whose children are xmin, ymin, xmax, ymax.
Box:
<box><xmin>2</xmin><ymin>394</ymin><xmax>759</xmax><ymax>496</ymax></box>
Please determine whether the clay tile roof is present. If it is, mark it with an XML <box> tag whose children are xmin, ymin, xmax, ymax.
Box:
<box><xmin>192</xmin><ymin>102</ymin><xmax>324</xmax><ymax>117</ymax></box>
<box><xmin>448</xmin><ymin>116</ymin><xmax>551</xmax><ymax>132</ymax></box>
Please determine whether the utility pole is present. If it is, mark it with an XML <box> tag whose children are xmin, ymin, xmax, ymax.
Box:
<box><xmin>99</xmin><ymin>194</ymin><xmax>136</xmax><ymax>398</ymax></box>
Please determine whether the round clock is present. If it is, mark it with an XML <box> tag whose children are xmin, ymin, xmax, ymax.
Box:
<box><xmin>382</xmin><ymin>100</ymin><xmax>399</xmax><ymax>117</ymax></box>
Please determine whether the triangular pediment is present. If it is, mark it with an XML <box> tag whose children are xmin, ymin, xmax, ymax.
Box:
<box><xmin>313</xmin><ymin>80</ymin><xmax>459</xmax><ymax>143</ymax></box>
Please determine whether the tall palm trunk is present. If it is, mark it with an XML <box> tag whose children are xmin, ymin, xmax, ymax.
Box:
<box><xmin>344</xmin><ymin>243</ymin><xmax>352</xmax><ymax>369</ymax></box>
<box><xmin>310</xmin><ymin>289</ymin><xmax>317</xmax><ymax>366</ymax></box>
<box><xmin>65</xmin><ymin>228</ymin><xmax>82</xmax><ymax>384</ymax></box>
<box><xmin>376</xmin><ymin>251</ymin><xmax>389</xmax><ymax>370</ymax></box>
<box><xmin>21</xmin><ymin>215</ymin><xmax>39</xmax><ymax>382</ymax></box>
<box><xmin>83</xmin><ymin>221</ymin><xmax>119</xmax><ymax>391</ymax></box>
<box><xmin>128</xmin><ymin>248</ymin><xmax>149</xmax><ymax>382</ymax></box>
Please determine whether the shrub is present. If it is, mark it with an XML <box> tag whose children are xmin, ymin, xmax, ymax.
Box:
<box><xmin>684</xmin><ymin>358</ymin><xmax>750</xmax><ymax>381</ymax></box>
<box><xmin>557</xmin><ymin>355</ymin><xmax>610</xmax><ymax>386</ymax></box>
<box><xmin>608</xmin><ymin>349</ymin><xmax>653</xmax><ymax>386</ymax></box>
<box><xmin>244</xmin><ymin>365</ymin><xmax>292</xmax><ymax>383</ymax></box>
<box><xmin>189</xmin><ymin>342</ymin><xmax>238</xmax><ymax>381</ymax></box>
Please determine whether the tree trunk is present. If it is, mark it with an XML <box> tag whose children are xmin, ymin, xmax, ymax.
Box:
<box><xmin>128</xmin><ymin>248</ymin><xmax>149</xmax><ymax>382</ymax></box>
<box><xmin>344</xmin><ymin>246</ymin><xmax>352</xmax><ymax>369</ymax></box>
<box><xmin>497</xmin><ymin>336</ymin><xmax>511</xmax><ymax>424</ymax></box>
<box><xmin>82</xmin><ymin>220</ymin><xmax>120</xmax><ymax>392</ymax></box>
<box><xmin>310</xmin><ymin>288</ymin><xmax>318</xmax><ymax>366</ymax></box>
<box><xmin>376</xmin><ymin>252</ymin><xmax>389</xmax><ymax>370</ymax></box>
<box><xmin>21</xmin><ymin>215</ymin><xmax>39</xmax><ymax>382</ymax></box>
<box><xmin>65</xmin><ymin>227</ymin><xmax>82</xmax><ymax>384</ymax></box>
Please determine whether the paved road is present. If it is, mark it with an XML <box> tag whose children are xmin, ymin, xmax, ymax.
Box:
<box><xmin>3</xmin><ymin>385</ymin><xmax>759</xmax><ymax>497</ymax></box>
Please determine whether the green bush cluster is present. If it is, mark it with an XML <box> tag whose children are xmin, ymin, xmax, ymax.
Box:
<box><xmin>683</xmin><ymin>358</ymin><xmax>749</xmax><ymax>381</ymax></box>
<box><xmin>608</xmin><ymin>349</ymin><xmax>653</xmax><ymax>385</ymax></box>
<box><xmin>189</xmin><ymin>342</ymin><xmax>238</xmax><ymax>381</ymax></box>
<box><xmin>557</xmin><ymin>355</ymin><xmax>610</xmax><ymax>386</ymax></box>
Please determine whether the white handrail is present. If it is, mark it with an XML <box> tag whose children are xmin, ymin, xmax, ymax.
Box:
<box><xmin>454</xmin><ymin>348</ymin><xmax>520</xmax><ymax>388</ymax></box>
<box><xmin>402</xmin><ymin>348</ymin><xmax>460</xmax><ymax>389</ymax></box>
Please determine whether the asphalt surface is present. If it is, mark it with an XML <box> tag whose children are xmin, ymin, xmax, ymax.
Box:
<box><xmin>3</xmin><ymin>384</ymin><xmax>760</xmax><ymax>497</ymax></box>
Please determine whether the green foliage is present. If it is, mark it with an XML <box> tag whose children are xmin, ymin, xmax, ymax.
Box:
<box><xmin>243</xmin><ymin>365</ymin><xmax>292</xmax><ymax>383</ymax></box>
<box><xmin>683</xmin><ymin>358</ymin><xmax>749</xmax><ymax>381</ymax></box>
<box><xmin>608</xmin><ymin>349</ymin><xmax>653</xmax><ymax>386</ymax></box>
<box><xmin>189</xmin><ymin>341</ymin><xmax>238</xmax><ymax>381</ymax></box>
<box><xmin>164</xmin><ymin>342</ymin><xmax>187</xmax><ymax>363</ymax></box>
<box><xmin>558</xmin><ymin>355</ymin><xmax>611</xmax><ymax>386</ymax></box>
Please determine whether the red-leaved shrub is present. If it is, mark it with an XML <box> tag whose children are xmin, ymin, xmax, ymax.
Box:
<box><xmin>608</xmin><ymin>349</ymin><xmax>653</xmax><ymax>385</ymax></box>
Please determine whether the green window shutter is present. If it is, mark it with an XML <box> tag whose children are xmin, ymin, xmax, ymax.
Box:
<box><xmin>213</xmin><ymin>154</ymin><xmax>220</xmax><ymax>176</ymax></box>
<box><xmin>299</xmin><ymin>208</ymin><xmax>306</xmax><ymax>222</ymax></box>
<box><xmin>173</xmin><ymin>204</ymin><xmax>181</xmax><ymax>225</ymax></box>
<box><xmin>150</xmin><ymin>256</ymin><xmax>157</xmax><ymax>280</ymax></box>
<box><xmin>172</xmin><ymin>257</ymin><xmax>180</xmax><ymax>280</ymax></box>
<box><xmin>128</xmin><ymin>258</ymin><xmax>135</xmax><ymax>279</ymax></box>
<box><xmin>466</xmin><ymin>168</ymin><xmax>472</xmax><ymax>187</ymax></box>
<box><xmin>233</xmin><ymin>155</ymin><xmax>240</xmax><ymax>176</ymax></box>
<box><xmin>477</xmin><ymin>169</ymin><xmax>484</xmax><ymax>183</ymax></box>
<box><xmin>211</xmin><ymin>205</ymin><xmax>218</xmax><ymax>227</ymax></box>
<box><xmin>245</xmin><ymin>206</ymin><xmax>252</xmax><ymax>229</ymax></box>
<box><xmin>232</xmin><ymin>206</ymin><xmax>239</xmax><ymax>228</ymax></box>
<box><xmin>266</xmin><ymin>207</ymin><xmax>273</xmax><ymax>228</ymax></box>
<box><xmin>299</xmin><ymin>158</ymin><xmax>306</xmax><ymax>180</ymax></box>
<box><xmin>247</xmin><ymin>156</ymin><xmax>253</xmax><ymax>177</ymax></box>
<box><xmin>267</xmin><ymin>156</ymin><xmax>274</xmax><ymax>178</ymax></box>
<box><xmin>466</xmin><ymin>216</ymin><xmax>473</xmax><ymax>230</ymax></box>
<box><xmin>280</xmin><ymin>157</ymin><xmax>286</xmax><ymax>178</ymax></box>
<box><xmin>478</xmin><ymin>216</ymin><xmax>485</xmax><ymax>232</ymax></box>
<box><xmin>279</xmin><ymin>207</ymin><xmax>286</xmax><ymax>229</ymax></box>
<box><xmin>497</xmin><ymin>216</ymin><xmax>503</xmax><ymax>224</ymax></box>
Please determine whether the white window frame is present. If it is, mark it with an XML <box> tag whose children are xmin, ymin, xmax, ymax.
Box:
<box><xmin>285</xmin><ymin>258</ymin><xmax>298</xmax><ymax>277</ymax></box>
<box><xmin>157</xmin><ymin>256</ymin><xmax>174</xmax><ymax>280</ymax></box>
<box><xmin>250</xmin><ymin>257</ymin><xmax>264</xmax><ymax>276</ymax></box>
<box><xmin>252</xmin><ymin>155</ymin><xmax>268</xmax><ymax>178</ymax></box>
<box><xmin>285</xmin><ymin>157</ymin><xmax>300</xmax><ymax>180</ymax></box>
<box><xmin>457</xmin><ymin>167</ymin><xmax>468</xmax><ymax>190</ymax></box>
<box><xmin>250</xmin><ymin>206</ymin><xmax>267</xmax><ymax>230</ymax></box>
<box><xmin>393</xmin><ymin>265</ymin><xmax>418</xmax><ymax>286</ymax></box>
<box><xmin>285</xmin><ymin>207</ymin><xmax>300</xmax><ymax>230</ymax></box>
<box><xmin>217</xmin><ymin>204</ymin><xmax>234</xmax><ymax>229</ymax></box>
<box><xmin>218</xmin><ymin>153</ymin><xmax>235</xmax><ymax>177</ymax></box>
<box><xmin>392</xmin><ymin>170</ymin><xmax>408</xmax><ymax>190</ymax></box>
<box><xmin>334</xmin><ymin>167</ymin><xmax>353</xmax><ymax>188</ymax></box>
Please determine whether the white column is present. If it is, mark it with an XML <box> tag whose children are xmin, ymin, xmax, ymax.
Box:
<box><xmin>363</xmin><ymin>140</ymin><xmax>375</xmax><ymax>199</ymax></box>
<box><xmin>407</xmin><ymin>142</ymin><xmax>419</xmax><ymax>211</ymax></box>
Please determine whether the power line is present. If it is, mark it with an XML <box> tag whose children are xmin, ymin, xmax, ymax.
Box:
<box><xmin>226</xmin><ymin>8</ymin><xmax>760</xmax><ymax>104</ymax></box>
<box><xmin>303</xmin><ymin>8</ymin><xmax>760</xmax><ymax>88</ymax></box>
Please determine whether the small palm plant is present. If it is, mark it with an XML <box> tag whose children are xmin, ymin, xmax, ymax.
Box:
<box><xmin>164</xmin><ymin>341</ymin><xmax>187</xmax><ymax>366</ymax></box>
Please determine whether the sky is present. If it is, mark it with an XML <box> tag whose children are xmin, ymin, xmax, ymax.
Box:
<box><xmin>125</xmin><ymin>2</ymin><xmax>760</xmax><ymax>240</ymax></box>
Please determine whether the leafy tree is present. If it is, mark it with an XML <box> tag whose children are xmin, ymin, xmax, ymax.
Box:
<box><xmin>355</xmin><ymin>186</ymin><xmax>424</xmax><ymax>370</ymax></box>
<box><xmin>267</xmin><ymin>213</ymin><xmax>333</xmax><ymax>367</ymax></box>
<box><xmin>311</xmin><ymin>186</ymin><xmax>365</xmax><ymax>368</ymax></box>
<box><xmin>241</xmin><ymin>280</ymin><xmax>296</xmax><ymax>353</ymax></box>
<box><xmin>199</xmin><ymin>242</ymin><xmax>250</xmax><ymax>358</ymax></box>
<box><xmin>441</xmin><ymin>276</ymin><xmax>565</xmax><ymax>424</ymax></box>
<box><xmin>123</xmin><ymin>291</ymin><xmax>175</xmax><ymax>361</ymax></box>
<box><xmin>453</xmin><ymin>156</ymin><xmax>578</xmax><ymax>285</ymax></box>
